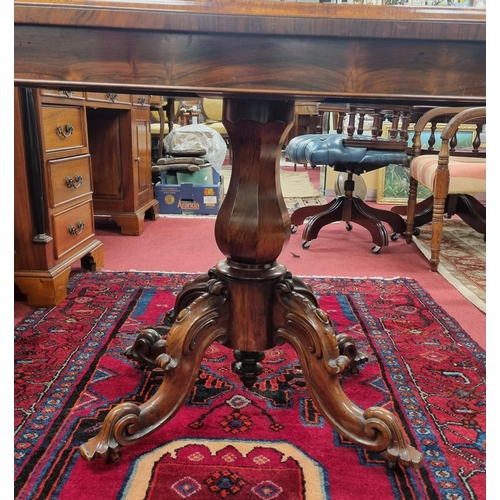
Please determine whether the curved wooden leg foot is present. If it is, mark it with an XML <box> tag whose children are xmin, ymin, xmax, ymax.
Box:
<box><xmin>302</xmin><ymin>197</ymin><xmax>344</xmax><ymax>242</ymax></box>
<box><xmin>272</xmin><ymin>274</ymin><xmax>422</xmax><ymax>469</ymax></box>
<box><xmin>336</xmin><ymin>333</ymin><xmax>368</xmax><ymax>374</ymax></box>
<box><xmin>124</xmin><ymin>328</ymin><xmax>167</xmax><ymax>368</ymax></box>
<box><xmin>80</xmin><ymin>279</ymin><xmax>230</xmax><ymax>462</ymax></box>
<box><xmin>290</xmin><ymin>197</ymin><xmax>338</xmax><ymax>227</ymax></box>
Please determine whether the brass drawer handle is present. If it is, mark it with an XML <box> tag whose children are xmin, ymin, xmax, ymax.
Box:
<box><xmin>106</xmin><ymin>92</ymin><xmax>118</xmax><ymax>102</ymax></box>
<box><xmin>62</xmin><ymin>90</ymin><xmax>75</xmax><ymax>98</ymax></box>
<box><xmin>66</xmin><ymin>174</ymin><xmax>83</xmax><ymax>189</ymax></box>
<box><xmin>137</xmin><ymin>96</ymin><xmax>147</xmax><ymax>105</ymax></box>
<box><xmin>56</xmin><ymin>124</ymin><xmax>74</xmax><ymax>139</ymax></box>
<box><xmin>68</xmin><ymin>220</ymin><xmax>85</xmax><ymax>235</ymax></box>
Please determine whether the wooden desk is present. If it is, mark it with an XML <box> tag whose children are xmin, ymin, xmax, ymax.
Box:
<box><xmin>14</xmin><ymin>89</ymin><xmax>159</xmax><ymax>306</ymax></box>
<box><xmin>15</xmin><ymin>0</ymin><xmax>485</xmax><ymax>470</ymax></box>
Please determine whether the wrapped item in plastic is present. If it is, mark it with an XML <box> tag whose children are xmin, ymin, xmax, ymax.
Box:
<box><xmin>164</xmin><ymin>124</ymin><xmax>227</xmax><ymax>172</ymax></box>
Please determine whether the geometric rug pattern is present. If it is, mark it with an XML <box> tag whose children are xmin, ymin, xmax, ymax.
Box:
<box><xmin>412</xmin><ymin>219</ymin><xmax>486</xmax><ymax>313</ymax></box>
<box><xmin>14</xmin><ymin>271</ymin><xmax>486</xmax><ymax>499</ymax></box>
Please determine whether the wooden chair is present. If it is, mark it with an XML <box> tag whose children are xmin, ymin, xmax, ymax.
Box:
<box><xmin>402</xmin><ymin>106</ymin><xmax>486</xmax><ymax>271</ymax></box>
<box><xmin>286</xmin><ymin>101</ymin><xmax>320</xmax><ymax>170</ymax></box>
<box><xmin>151</xmin><ymin>98</ymin><xmax>206</xmax><ymax>162</ymax></box>
<box><xmin>150</xmin><ymin>97</ymin><xmax>182</xmax><ymax>162</ymax></box>
<box><xmin>285</xmin><ymin>104</ymin><xmax>411</xmax><ymax>254</ymax></box>
<box><xmin>199</xmin><ymin>98</ymin><xmax>231</xmax><ymax>159</ymax></box>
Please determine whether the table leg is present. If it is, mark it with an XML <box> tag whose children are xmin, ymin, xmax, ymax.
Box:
<box><xmin>79</xmin><ymin>98</ymin><xmax>422</xmax><ymax>469</ymax></box>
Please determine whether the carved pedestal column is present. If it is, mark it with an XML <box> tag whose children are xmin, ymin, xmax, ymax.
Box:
<box><xmin>80</xmin><ymin>98</ymin><xmax>421</xmax><ymax>470</ymax></box>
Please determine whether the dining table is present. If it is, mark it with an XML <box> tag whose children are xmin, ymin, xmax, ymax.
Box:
<box><xmin>14</xmin><ymin>0</ymin><xmax>486</xmax><ymax>471</ymax></box>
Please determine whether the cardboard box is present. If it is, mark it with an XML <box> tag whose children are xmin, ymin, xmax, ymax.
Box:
<box><xmin>160</xmin><ymin>167</ymin><xmax>215</xmax><ymax>186</ymax></box>
<box><xmin>155</xmin><ymin>168</ymin><xmax>225</xmax><ymax>215</ymax></box>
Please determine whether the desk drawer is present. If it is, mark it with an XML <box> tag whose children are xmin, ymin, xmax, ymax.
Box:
<box><xmin>52</xmin><ymin>199</ymin><xmax>94</xmax><ymax>260</ymax></box>
<box><xmin>86</xmin><ymin>92</ymin><xmax>131</xmax><ymax>105</ymax></box>
<box><xmin>48</xmin><ymin>154</ymin><xmax>92</xmax><ymax>208</ymax></box>
<box><xmin>41</xmin><ymin>105</ymin><xmax>87</xmax><ymax>155</ymax></box>
<box><xmin>132</xmin><ymin>95</ymin><xmax>150</xmax><ymax>106</ymax></box>
<box><xmin>40</xmin><ymin>89</ymin><xmax>85</xmax><ymax>100</ymax></box>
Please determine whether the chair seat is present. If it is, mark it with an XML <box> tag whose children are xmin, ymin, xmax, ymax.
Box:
<box><xmin>286</xmin><ymin>132</ymin><xmax>408</xmax><ymax>252</ymax></box>
<box><xmin>410</xmin><ymin>154</ymin><xmax>486</xmax><ymax>194</ymax></box>
<box><xmin>150</xmin><ymin>122</ymin><xmax>180</xmax><ymax>136</ymax></box>
<box><xmin>204</xmin><ymin>121</ymin><xmax>228</xmax><ymax>138</ymax></box>
<box><xmin>285</xmin><ymin>134</ymin><xmax>409</xmax><ymax>173</ymax></box>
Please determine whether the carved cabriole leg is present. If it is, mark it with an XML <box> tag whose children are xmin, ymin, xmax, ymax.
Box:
<box><xmin>124</xmin><ymin>270</ymin><xmax>216</xmax><ymax>367</ymax></box>
<box><xmin>272</xmin><ymin>275</ymin><xmax>422</xmax><ymax>469</ymax></box>
<box><xmin>80</xmin><ymin>98</ymin><xmax>422</xmax><ymax>469</ymax></box>
<box><xmin>286</xmin><ymin>274</ymin><xmax>368</xmax><ymax>373</ymax></box>
<box><xmin>164</xmin><ymin>270</ymin><xmax>215</xmax><ymax>324</ymax></box>
<box><xmin>80</xmin><ymin>281</ymin><xmax>230</xmax><ymax>462</ymax></box>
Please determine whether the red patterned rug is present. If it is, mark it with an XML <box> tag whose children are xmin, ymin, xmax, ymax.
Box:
<box><xmin>14</xmin><ymin>271</ymin><xmax>486</xmax><ymax>500</ymax></box>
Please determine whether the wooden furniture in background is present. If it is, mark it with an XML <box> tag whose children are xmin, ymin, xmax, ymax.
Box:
<box><xmin>14</xmin><ymin>89</ymin><xmax>159</xmax><ymax>306</ymax></box>
<box><xmin>176</xmin><ymin>100</ymin><xmax>202</xmax><ymax>126</ymax></box>
<box><xmin>15</xmin><ymin>0</ymin><xmax>484</xmax><ymax>470</ymax></box>
<box><xmin>402</xmin><ymin>106</ymin><xmax>486</xmax><ymax>271</ymax></box>
<box><xmin>290</xmin><ymin>101</ymin><xmax>320</xmax><ymax>142</ymax></box>
<box><xmin>285</xmin><ymin>101</ymin><xmax>320</xmax><ymax>170</ymax></box>
<box><xmin>86</xmin><ymin>92</ymin><xmax>159</xmax><ymax>235</ymax></box>
<box><xmin>14</xmin><ymin>87</ymin><xmax>104</xmax><ymax>307</ymax></box>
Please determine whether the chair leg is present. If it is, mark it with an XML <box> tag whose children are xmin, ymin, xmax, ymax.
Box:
<box><xmin>391</xmin><ymin>195</ymin><xmax>434</xmax><ymax>225</ymax></box>
<box><xmin>450</xmin><ymin>194</ymin><xmax>486</xmax><ymax>235</ymax></box>
<box><xmin>352</xmin><ymin>200</ymin><xmax>406</xmax><ymax>235</ymax></box>
<box><xmin>405</xmin><ymin>177</ymin><xmax>419</xmax><ymax>243</ymax></box>
<box><xmin>395</xmin><ymin>193</ymin><xmax>485</xmax><ymax>236</ymax></box>
<box><xmin>300</xmin><ymin>170</ymin><xmax>405</xmax><ymax>251</ymax></box>
<box><xmin>290</xmin><ymin>197</ymin><xmax>339</xmax><ymax>228</ymax></box>
<box><xmin>349</xmin><ymin>199</ymin><xmax>389</xmax><ymax>249</ymax></box>
<box><xmin>301</xmin><ymin>197</ymin><xmax>345</xmax><ymax>242</ymax></box>
<box><xmin>429</xmin><ymin>194</ymin><xmax>448</xmax><ymax>272</ymax></box>
<box><xmin>301</xmin><ymin>196</ymin><xmax>390</xmax><ymax>250</ymax></box>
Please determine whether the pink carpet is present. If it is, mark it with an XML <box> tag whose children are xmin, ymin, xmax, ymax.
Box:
<box><xmin>14</xmin><ymin>163</ymin><xmax>485</xmax><ymax>350</ymax></box>
<box><xmin>84</xmin><ymin>215</ymin><xmax>485</xmax><ymax>349</ymax></box>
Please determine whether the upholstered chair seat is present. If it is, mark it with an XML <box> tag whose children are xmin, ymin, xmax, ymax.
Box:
<box><xmin>285</xmin><ymin>134</ymin><xmax>410</xmax><ymax>254</ymax></box>
<box><xmin>402</xmin><ymin>106</ymin><xmax>486</xmax><ymax>271</ymax></box>
<box><xmin>409</xmin><ymin>155</ymin><xmax>486</xmax><ymax>195</ymax></box>
<box><xmin>287</xmin><ymin>134</ymin><xmax>409</xmax><ymax>173</ymax></box>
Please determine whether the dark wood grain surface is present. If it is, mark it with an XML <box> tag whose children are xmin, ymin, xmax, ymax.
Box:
<box><xmin>14</xmin><ymin>0</ymin><xmax>486</xmax><ymax>105</ymax></box>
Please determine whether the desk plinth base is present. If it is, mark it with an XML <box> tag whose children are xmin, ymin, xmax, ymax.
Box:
<box><xmin>79</xmin><ymin>97</ymin><xmax>421</xmax><ymax>471</ymax></box>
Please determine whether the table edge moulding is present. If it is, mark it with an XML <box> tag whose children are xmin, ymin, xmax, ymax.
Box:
<box><xmin>15</xmin><ymin>0</ymin><xmax>485</xmax><ymax>472</ymax></box>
